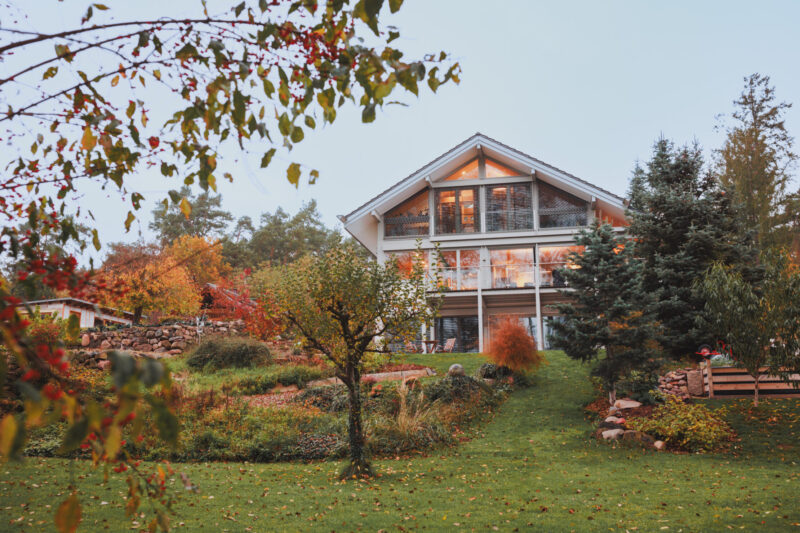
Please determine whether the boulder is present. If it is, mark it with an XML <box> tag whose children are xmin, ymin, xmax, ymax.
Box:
<box><xmin>601</xmin><ymin>429</ymin><xmax>624</xmax><ymax>440</ymax></box>
<box><xmin>81</xmin><ymin>334</ymin><xmax>90</xmax><ymax>347</ymax></box>
<box><xmin>622</xmin><ymin>430</ymin><xmax>656</xmax><ymax>447</ymax></box>
<box><xmin>613</xmin><ymin>398</ymin><xmax>642</xmax><ymax>409</ymax></box>
<box><xmin>153</xmin><ymin>347</ymin><xmax>168</xmax><ymax>353</ymax></box>
<box><xmin>604</xmin><ymin>416</ymin><xmax>625</xmax><ymax>424</ymax></box>
<box><xmin>686</xmin><ymin>370</ymin><xmax>704</xmax><ymax>396</ymax></box>
<box><xmin>97</xmin><ymin>360</ymin><xmax>112</xmax><ymax>371</ymax></box>
<box><xmin>653</xmin><ymin>440</ymin><xmax>666</xmax><ymax>451</ymax></box>
<box><xmin>100</xmin><ymin>340</ymin><xmax>112</xmax><ymax>350</ymax></box>
<box><xmin>447</xmin><ymin>364</ymin><xmax>465</xmax><ymax>377</ymax></box>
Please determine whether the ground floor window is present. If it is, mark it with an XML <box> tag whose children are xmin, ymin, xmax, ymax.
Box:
<box><xmin>435</xmin><ymin>316</ymin><xmax>479</xmax><ymax>352</ymax></box>
<box><xmin>487</xmin><ymin>314</ymin><xmax>540</xmax><ymax>345</ymax></box>
<box><xmin>542</xmin><ymin>316</ymin><xmax>566</xmax><ymax>350</ymax></box>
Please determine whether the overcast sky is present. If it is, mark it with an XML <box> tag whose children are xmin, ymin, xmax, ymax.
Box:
<box><xmin>5</xmin><ymin>0</ymin><xmax>800</xmax><ymax>256</ymax></box>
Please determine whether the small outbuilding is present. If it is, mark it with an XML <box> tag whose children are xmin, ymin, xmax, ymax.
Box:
<box><xmin>18</xmin><ymin>298</ymin><xmax>136</xmax><ymax>328</ymax></box>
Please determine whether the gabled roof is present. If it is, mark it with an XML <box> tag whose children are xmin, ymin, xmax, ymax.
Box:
<box><xmin>341</xmin><ymin>132</ymin><xmax>624</xmax><ymax>223</ymax></box>
<box><xmin>20</xmin><ymin>297</ymin><xmax>136</xmax><ymax>318</ymax></box>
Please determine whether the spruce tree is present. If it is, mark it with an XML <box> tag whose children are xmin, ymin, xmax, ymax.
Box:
<box><xmin>627</xmin><ymin>139</ymin><xmax>759</xmax><ymax>359</ymax></box>
<box><xmin>550</xmin><ymin>222</ymin><xmax>658</xmax><ymax>405</ymax></box>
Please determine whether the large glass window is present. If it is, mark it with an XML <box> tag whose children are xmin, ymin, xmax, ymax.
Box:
<box><xmin>485</xmin><ymin>159</ymin><xmax>519</xmax><ymax>178</ymax></box>
<box><xmin>435</xmin><ymin>316</ymin><xmax>479</xmax><ymax>352</ymax></box>
<box><xmin>388</xmin><ymin>250</ymin><xmax>429</xmax><ymax>279</ymax></box>
<box><xmin>488</xmin><ymin>314</ymin><xmax>540</xmax><ymax>345</ymax></box>
<box><xmin>435</xmin><ymin>187</ymin><xmax>479</xmax><ymax>234</ymax></box>
<box><xmin>444</xmin><ymin>160</ymin><xmax>479</xmax><ymax>181</ymax></box>
<box><xmin>489</xmin><ymin>248</ymin><xmax>535</xmax><ymax>289</ymax></box>
<box><xmin>538</xmin><ymin>182</ymin><xmax>588</xmax><ymax>228</ymax></box>
<box><xmin>384</xmin><ymin>190</ymin><xmax>429</xmax><ymax>237</ymax></box>
<box><xmin>539</xmin><ymin>245</ymin><xmax>583</xmax><ymax>287</ymax></box>
<box><xmin>486</xmin><ymin>184</ymin><xmax>533</xmax><ymax>232</ymax></box>
<box><xmin>436</xmin><ymin>249</ymin><xmax>479</xmax><ymax>291</ymax></box>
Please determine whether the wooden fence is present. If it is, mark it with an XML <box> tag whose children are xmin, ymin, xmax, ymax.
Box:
<box><xmin>703</xmin><ymin>364</ymin><xmax>800</xmax><ymax>398</ymax></box>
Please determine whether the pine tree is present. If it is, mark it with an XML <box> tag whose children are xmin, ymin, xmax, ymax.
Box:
<box><xmin>550</xmin><ymin>222</ymin><xmax>659</xmax><ymax>405</ymax></box>
<box><xmin>627</xmin><ymin>139</ymin><xmax>759</xmax><ymax>359</ymax></box>
<box><xmin>717</xmin><ymin>73</ymin><xmax>798</xmax><ymax>251</ymax></box>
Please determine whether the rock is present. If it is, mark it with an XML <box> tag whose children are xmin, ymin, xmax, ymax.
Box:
<box><xmin>622</xmin><ymin>430</ymin><xmax>656</xmax><ymax>447</ymax></box>
<box><xmin>133</xmin><ymin>344</ymin><xmax>151</xmax><ymax>352</ymax></box>
<box><xmin>613</xmin><ymin>399</ymin><xmax>642</xmax><ymax>409</ymax></box>
<box><xmin>602</xmin><ymin>429</ymin><xmax>624</xmax><ymax>440</ymax></box>
<box><xmin>687</xmin><ymin>370</ymin><xmax>704</xmax><ymax>396</ymax></box>
<box><xmin>168</xmin><ymin>349</ymin><xmax>182</xmax><ymax>355</ymax></box>
<box><xmin>604</xmin><ymin>416</ymin><xmax>625</xmax><ymax>424</ymax></box>
<box><xmin>97</xmin><ymin>351</ymin><xmax>108</xmax><ymax>360</ymax></box>
<box><xmin>172</xmin><ymin>341</ymin><xmax>187</xmax><ymax>350</ymax></box>
<box><xmin>654</xmin><ymin>440</ymin><xmax>666</xmax><ymax>451</ymax></box>
<box><xmin>607</xmin><ymin>406</ymin><xmax>620</xmax><ymax>415</ymax></box>
<box><xmin>598</xmin><ymin>421</ymin><xmax>624</xmax><ymax>431</ymax></box>
<box><xmin>97</xmin><ymin>360</ymin><xmax>112</xmax><ymax>371</ymax></box>
<box><xmin>153</xmin><ymin>347</ymin><xmax>168</xmax><ymax>353</ymax></box>
<box><xmin>145</xmin><ymin>330</ymin><xmax>155</xmax><ymax>338</ymax></box>
<box><xmin>100</xmin><ymin>340</ymin><xmax>112</xmax><ymax>350</ymax></box>
<box><xmin>447</xmin><ymin>364</ymin><xmax>465</xmax><ymax>377</ymax></box>
<box><xmin>81</xmin><ymin>334</ymin><xmax>90</xmax><ymax>347</ymax></box>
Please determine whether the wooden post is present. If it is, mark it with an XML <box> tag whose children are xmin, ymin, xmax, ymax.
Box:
<box><xmin>706</xmin><ymin>361</ymin><xmax>714</xmax><ymax>399</ymax></box>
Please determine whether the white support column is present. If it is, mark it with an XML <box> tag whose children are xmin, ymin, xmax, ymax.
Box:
<box><xmin>534</xmin><ymin>243</ymin><xmax>544</xmax><ymax>351</ymax></box>
<box><xmin>427</xmin><ymin>181</ymin><xmax>435</xmax><ymax>238</ymax></box>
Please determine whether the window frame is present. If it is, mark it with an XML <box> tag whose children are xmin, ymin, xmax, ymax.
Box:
<box><xmin>486</xmin><ymin>183</ymin><xmax>533</xmax><ymax>232</ymax></box>
<box><xmin>434</xmin><ymin>186</ymin><xmax>481</xmax><ymax>235</ymax></box>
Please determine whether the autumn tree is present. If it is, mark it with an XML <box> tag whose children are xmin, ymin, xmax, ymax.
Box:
<box><xmin>166</xmin><ymin>235</ymin><xmax>231</xmax><ymax>289</ymax></box>
<box><xmin>549</xmin><ymin>222</ymin><xmax>660</xmax><ymax>404</ymax></box>
<box><xmin>700</xmin><ymin>253</ymin><xmax>800</xmax><ymax>406</ymax></box>
<box><xmin>717</xmin><ymin>74</ymin><xmax>799</xmax><ymax>251</ymax></box>
<box><xmin>98</xmin><ymin>242</ymin><xmax>200</xmax><ymax>323</ymax></box>
<box><xmin>0</xmin><ymin>0</ymin><xmax>457</xmax><ymax>527</ymax></box>
<box><xmin>486</xmin><ymin>317</ymin><xmax>543</xmax><ymax>374</ymax></box>
<box><xmin>270</xmin><ymin>243</ymin><xmax>438</xmax><ymax>477</ymax></box>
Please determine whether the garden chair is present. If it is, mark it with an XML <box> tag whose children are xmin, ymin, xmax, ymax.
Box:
<box><xmin>439</xmin><ymin>338</ymin><xmax>457</xmax><ymax>353</ymax></box>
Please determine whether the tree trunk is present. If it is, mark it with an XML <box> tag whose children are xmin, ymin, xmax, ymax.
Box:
<box><xmin>753</xmin><ymin>374</ymin><xmax>760</xmax><ymax>407</ymax></box>
<box><xmin>340</xmin><ymin>365</ymin><xmax>372</xmax><ymax>479</ymax></box>
<box><xmin>133</xmin><ymin>306</ymin><xmax>143</xmax><ymax>325</ymax></box>
<box><xmin>608</xmin><ymin>386</ymin><xmax>617</xmax><ymax>406</ymax></box>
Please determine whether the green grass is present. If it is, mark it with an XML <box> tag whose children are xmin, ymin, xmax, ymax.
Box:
<box><xmin>3</xmin><ymin>351</ymin><xmax>800</xmax><ymax>531</ymax></box>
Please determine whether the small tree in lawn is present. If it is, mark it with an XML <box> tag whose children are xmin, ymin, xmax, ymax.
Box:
<box><xmin>487</xmin><ymin>318</ymin><xmax>544</xmax><ymax>374</ymax></box>
<box><xmin>699</xmin><ymin>254</ymin><xmax>800</xmax><ymax>406</ymax></box>
<box><xmin>271</xmin><ymin>244</ymin><xmax>438</xmax><ymax>478</ymax></box>
<box><xmin>549</xmin><ymin>222</ymin><xmax>660</xmax><ymax>405</ymax></box>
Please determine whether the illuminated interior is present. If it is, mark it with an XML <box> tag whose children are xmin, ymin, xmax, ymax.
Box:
<box><xmin>490</xmin><ymin>248</ymin><xmax>535</xmax><ymax>288</ymax></box>
<box><xmin>486</xmin><ymin>184</ymin><xmax>533</xmax><ymax>231</ymax></box>
<box><xmin>595</xmin><ymin>206</ymin><xmax>629</xmax><ymax>227</ymax></box>
<box><xmin>437</xmin><ymin>249</ymin><xmax>479</xmax><ymax>290</ymax></box>
<box><xmin>435</xmin><ymin>187</ymin><xmax>479</xmax><ymax>234</ymax></box>
<box><xmin>444</xmin><ymin>159</ymin><xmax>479</xmax><ymax>181</ymax></box>
<box><xmin>390</xmin><ymin>250</ymin><xmax>429</xmax><ymax>278</ymax></box>
<box><xmin>485</xmin><ymin>159</ymin><xmax>520</xmax><ymax>178</ymax></box>
<box><xmin>538</xmin><ymin>245</ymin><xmax>584</xmax><ymax>286</ymax></box>
<box><xmin>384</xmin><ymin>189</ymin><xmax>430</xmax><ymax>237</ymax></box>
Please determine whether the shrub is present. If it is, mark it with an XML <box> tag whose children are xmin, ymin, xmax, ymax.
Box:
<box><xmin>186</xmin><ymin>337</ymin><xmax>271</xmax><ymax>371</ymax></box>
<box><xmin>475</xmin><ymin>363</ymin><xmax>513</xmax><ymax>380</ymax></box>
<box><xmin>27</xmin><ymin>311</ymin><xmax>67</xmax><ymax>347</ymax></box>
<box><xmin>486</xmin><ymin>318</ymin><xmax>544</xmax><ymax>373</ymax></box>
<box><xmin>626</xmin><ymin>395</ymin><xmax>734</xmax><ymax>452</ymax></box>
<box><xmin>425</xmin><ymin>375</ymin><xmax>490</xmax><ymax>403</ymax></box>
<box><xmin>231</xmin><ymin>364</ymin><xmax>326</xmax><ymax>394</ymax></box>
<box><xmin>617</xmin><ymin>369</ymin><xmax>661</xmax><ymax>405</ymax></box>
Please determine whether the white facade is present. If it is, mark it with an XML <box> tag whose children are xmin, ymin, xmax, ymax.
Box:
<box><xmin>340</xmin><ymin>133</ymin><xmax>628</xmax><ymax>352</ymax></box>
<box><xmin>20</xmin><ymin>298</ymin><xmax>134</xmax><ymax>328</ymax></box>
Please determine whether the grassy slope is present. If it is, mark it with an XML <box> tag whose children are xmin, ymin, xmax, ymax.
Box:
<box><xmin>2</xmin><ymin>351</ymin><xmax>799</xmax><ymax>532</ymax></box>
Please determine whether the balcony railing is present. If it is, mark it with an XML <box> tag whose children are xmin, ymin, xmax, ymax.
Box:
<box><xmin>426</xmin><ymin>263</ymin><xmax>570</xmax><ymax>291</ymax></box>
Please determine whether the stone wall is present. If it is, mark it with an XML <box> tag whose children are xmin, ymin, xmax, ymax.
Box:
<box><xmin>78</xmin><ymin>320</ymin><xmax>245</xmax><ymax>355</ymax></box>
<box><xmin>658</xmin><ymin>367</ymin><xmax>705</xmax><ymax>399</ymax></box>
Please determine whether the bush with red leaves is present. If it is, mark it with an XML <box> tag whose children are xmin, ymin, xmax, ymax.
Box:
<box><xmin>487</xmin><ymin>318</ymin><xmax>544</xmax><ymax>373</ymax></box>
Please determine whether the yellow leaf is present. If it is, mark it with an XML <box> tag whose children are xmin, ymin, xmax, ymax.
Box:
<box><xmin>179</xmin><ymin>197</ymin><xmax>192</xmax><ymax>218</ymax></box>
<box><xmin>105</xmin><ymin>425</ymin><xmax>121</xmax><ymax>459</ymax></box>
<box><xmin>153</xmin><ymin>69</ymin><xmax>161</xmax><ymax>81</ymax></box>
<box><xmin>81</xmin><ymin>126</ymin><xmax>97</xmax><ymax>151</ymax></box>
<box><xmin>111</xmin><ymin>75</ymin><xmax>119</xmax><ymax>87</ymax></box>
<box><xmin>55</xmin><ymin>492</ymin><xmax>82</xmax><ymax>533</ymax></box>
<box><xmin>0</xmin><ymin>415</ymin><xmax>18</xmax><ymax>458</ymax></box>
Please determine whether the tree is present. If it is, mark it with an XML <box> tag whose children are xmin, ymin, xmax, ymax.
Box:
<box><xmin>150</xmin><ymin>186</ymin><xmax>234</xmax><ymax>245</ymax></box>
<box><xmin>1</xmin><ymin>1</ymin><xmax>457</xmax><ymax>526</ymax></box>
<box><xmin>97</xmin><ymin>242</ymin><xmax>200</xmax><ymax>323</ymax></box>
<box><xmin>627</xmin><ymin>138</ymin><xmax>759</xmax><ymax>359</ymax></box>
<box><xmin>166</xmin><ymin>235</ymin><xmax>231</xmax><ymax>289</ymax></box>
<box><xmin>549</xmin><ymin>222</ymin><xmax>659</xmax><ymax>404</ymax></box>
<box><xmin>717</xmin><ymin>74</ymin><xmax>799</xmax><ymax>251</ymax></box>
<box><xmin>270</xmin><ymin>243</ymin><xmax>437</xmax><ymax>477</ymax></box>
<box><xmin>700</xmin><ymin>253</ymin><xmax>800</xmax><ymax>406</ymax></box>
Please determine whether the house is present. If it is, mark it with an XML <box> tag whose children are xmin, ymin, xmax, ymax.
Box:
<box><xmin>18</xmin><ymin>298</ymin><xmax>136</xmax><ymax>328</ymax></box>
<box><xmin>339</xmin><ymin>133</ymin><xmax>628</xmax><ymax>352</ymax></box>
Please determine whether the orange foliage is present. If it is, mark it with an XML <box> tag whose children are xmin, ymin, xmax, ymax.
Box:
<box><xmin>487</xmin><ymin>317</ymin><xmax>543</xmax><ymax>373</ymax></box>
<box><xmin>166</xmin><ymin>235</ymin><xmax>231</xmax><ymax>289</ymax></box>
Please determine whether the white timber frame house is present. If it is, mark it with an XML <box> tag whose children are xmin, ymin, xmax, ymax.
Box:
<box><xmin>340</xmin><ymin>133</ymin><xmax>628</xmax><ymax>352</ymax></box>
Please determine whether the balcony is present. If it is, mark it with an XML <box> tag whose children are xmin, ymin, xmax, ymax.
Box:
<box><xmin>429</xmin><ymin>263</ymin><xmax>570</xmax><ymax>292</ymax></box>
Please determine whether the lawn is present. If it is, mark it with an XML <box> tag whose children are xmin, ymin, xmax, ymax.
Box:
<box><xmin>2</xmin><ymin>350</ymin><xmax>799</xmax><ymax>532</ymax></box>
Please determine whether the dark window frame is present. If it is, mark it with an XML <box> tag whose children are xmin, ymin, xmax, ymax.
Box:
<box><xmin>486</xmin><ymin>183</ymin><xmax>533</xmax><ymax>232</ymax></box>
<box><xmin>435</xmin><ymin>186</ymin><xmax>481</xmax><ymax>235</ymax></box>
